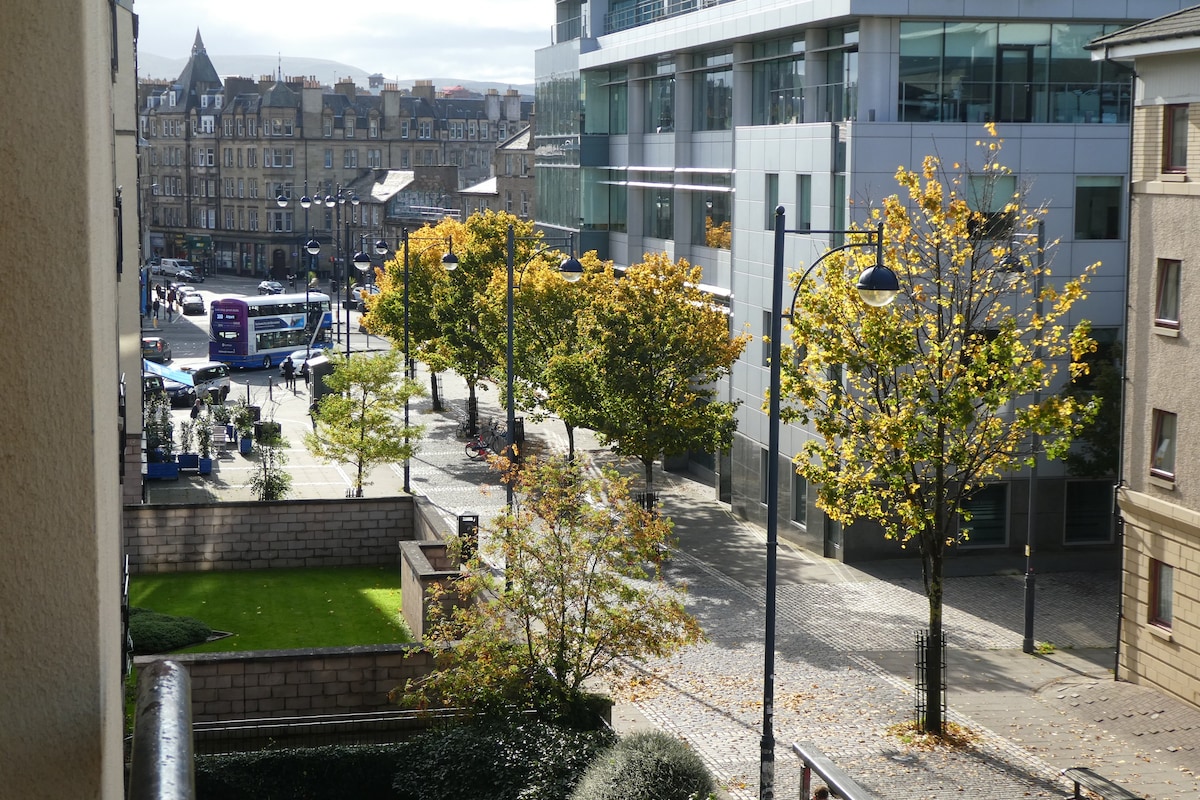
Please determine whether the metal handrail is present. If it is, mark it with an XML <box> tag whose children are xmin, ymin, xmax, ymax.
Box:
<box><xmin>128</xmin><ymin>660</ymin><xmax>195</xmax><ymax>800</ymax></box>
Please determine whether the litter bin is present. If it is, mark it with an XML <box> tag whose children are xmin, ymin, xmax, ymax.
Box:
<box><xmin>249</xmin><ymin>404</ymin><xmax>261</xmax><ymax>422</ymax></box>
<box><xmin>254</xmin><ymin>420</ymin><xmax>281</xmax><ymax>443</ymax></box>
<box><xmin>513</xmin><ymin>417</ymin><xmax>525</xmax><ymax>443</ymax></box>
<box><xmin>458</xmin><ymin>513</ymin><xmax>479</xmax><ymax>563</ymax></box>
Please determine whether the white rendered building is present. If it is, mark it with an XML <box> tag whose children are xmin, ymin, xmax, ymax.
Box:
<box><xmin>536</xmin><ymin>1</ymin><xmax>1190</xmax><ymax>561</ymax></box>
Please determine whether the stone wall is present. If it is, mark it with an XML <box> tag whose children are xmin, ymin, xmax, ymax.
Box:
<box><xmin>135</xmin><ymin>644</ymin><xmax>438</xmax><ymax>722</ymax></box>
<box><xmin>124</xmin><ymin>496</ymin><xmax>416</xmax><ymax>573</ymax></box>
<box><xmin>399</xmin><ymin>541</ymin><xmax>466</xmax><ymax>640</ymax></box>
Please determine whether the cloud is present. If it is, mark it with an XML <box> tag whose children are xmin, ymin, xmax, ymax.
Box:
<box><xmin>134</xmin><ymin>0</ymin><xmax>553</xmax><ymax>85</ymax></box>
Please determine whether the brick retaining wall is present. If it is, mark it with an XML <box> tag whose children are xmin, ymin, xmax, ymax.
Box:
<box><xmin>124</xmin><ymin>496</ymin><xmax>417</xmax><ymax>573</ymax></box>
<box><xmin>136</xmin><ymin>644</ymin><xmax>439</xmax><ymax>722</ymax></box>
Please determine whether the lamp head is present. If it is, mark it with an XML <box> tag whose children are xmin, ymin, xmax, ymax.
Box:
<box><xmin>300</xmin><ymin>195</ymin><xmax>312</xmax><ymax>209</ymax></box>
<box><xmin>276</xmin><ymin>194</ymin><xmax>288</xmax><ymax>208</ymax></box>
<box><xmin>349</xmin><ymin>194</ymin><xmax>360</xmax><ymax>206</ymax></box>
<box><xmin>352</xmin><ymin>251</ymin><xmax>372</xmax><ymax>273</ymax></box>
<box><xmin>305</xmin><ymin>238</ymin><xmax>321</xmax><ymax>256</ymax></box>
<box><xmin>856</xmin><ymin>264</ymin><xmax>901</xmax><ymax>307</ymax></box>
<box><xmin>1000</xmin><ymin>253</ymin><xmax>1024</xmax><ymax>288</ymax></box>
<box><xmin>559</xmin><ymin>255</ymin><xmax>584</xmax><ymax>283</ymax></box>
<box><xmin>441</xmin><ymin>251</ymin><xmax>459</xmax><ymax>272</ymax></box>
<box><xmin>324</xmin><ymin>194</ymin><xmax>335</xmax><ymax>208</ymax></box>
<box><xmin>374</xmin><ymin>239</ymin><xmax>389</xmax><ymax>256</ymax></box>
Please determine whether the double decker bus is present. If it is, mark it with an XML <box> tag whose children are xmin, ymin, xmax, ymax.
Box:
<box><xmin>209</xmin><ymin>293</ymin><xmax>333</xmax><ymax>369</ymax></box>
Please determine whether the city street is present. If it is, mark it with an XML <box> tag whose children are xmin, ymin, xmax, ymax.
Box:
<box><xmin>139</xmin><ymin>278</ymin><xmax>1200</xmax><ymax>799</ymax></box>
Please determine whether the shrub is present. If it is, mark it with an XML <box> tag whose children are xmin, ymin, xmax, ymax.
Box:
<box><xmin>392</xmin><ymin>719</ymin><xmax>617</xmax><ymax>800</ymax></box>
<box><xmin>128</xmin><ymin>607</ymin><xmax>212</xmax><ymax>654</ymax></box>
<box><xmin>196</xmin><ymin>744</ymin><xmax>403</xmax><ymax>800</ymax></box>
<box><xmin>570</xmin><ymin>732</ymin><xmax>715</xmax><ymax>800</ymax></box>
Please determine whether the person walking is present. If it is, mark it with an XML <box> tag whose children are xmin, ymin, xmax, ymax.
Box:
<box><xmin>282</xmin><ymin>356</ymin><xmax>296</xmax><ymax>391</ymax></box>
<box><xmin>189</xmin><ymin>398</ymin><xmax>203</xmax><ymax>420</ymax></box>
<box><xmin>151</xmin><ymin>296</ymin><xmax>160</xmax><ymax>322</ymax></box>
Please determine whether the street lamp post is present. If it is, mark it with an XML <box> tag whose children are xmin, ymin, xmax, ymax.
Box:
<box><xmin>504</xmin><ymin>223</ymin><xmax>583</xmax><ymax>507</ymax></box>
<box><xmin>1002</xmin><ymin>220</ymin><xmax>1045</xmax><ymax>655</ymax></box>
<box><xmin>278</xmin><ymin>184</ymin><xmax>352</xmax><ymax>358</ymax></box>
<box><xmin>374</xmin><ymin>231</ymin><xmax>458</xmax><ymax>493</ymax></box>
<box><xmin>760</xmin><ymin>206</ymin><xmax>899</xmax><ymax>800</ymax></box>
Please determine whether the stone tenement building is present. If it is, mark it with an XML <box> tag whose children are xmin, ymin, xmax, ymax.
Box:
<box><xmin>139</xmin><ymin>31</ymin><xmax>531</xmax><ymax>277</ymax></box>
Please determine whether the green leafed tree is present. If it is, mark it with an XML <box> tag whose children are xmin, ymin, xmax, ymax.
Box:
<box><xmin>396</xmin><ymin>455</ymin><xmax>704</xmax><ymax>720</ymax></box>
<box><xmin>548</xmin><ymin>252</ymin><xmax>749</xmax><ymax>497</ymax></box>
<box><xmin>247</xmin><ymin>424</ymin><xmax>292</xmax><ymax>501</ymax></box>
<box><xmin>780</xmin><ymin>127</ymin><xmax>1099</xmax><ymax>735</ymax></box>
<box><xmin>480</xmin><ymin>250</ymin><xmax>609</xmax><ymax>460</ymax></box>
<box><xmin>303</xmin><ymin>349</ymin><xmax>424</xmax><ymax>496</ymax></box>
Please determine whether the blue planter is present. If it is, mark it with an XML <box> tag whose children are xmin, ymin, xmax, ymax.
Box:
<box><xmin>178</xmin><ymin>453</ymin><xmax>200</xmax><ymax>470</ymax></box>
<box><xmin>239</xmin><ymin>436</ymin><xmax>253</xmax><ymax>455</ymax></box>
<box><xmin>145</xmin><ymin>460</ymin><xmax>179</xmax><ymax>480</ymax></box>
<box><xmin>198</xmin><ymin>456</ymin><xmax>213</xmax><ymax>475</ymax></box>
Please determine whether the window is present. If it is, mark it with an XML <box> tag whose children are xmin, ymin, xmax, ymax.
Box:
<box><xmin>765</xmin><ymin>174</ymin><xmax>779</xmax><ymax>229</ymax></box>
<box><xmin>696</xmin><ymin>193</ymin><xmax>730</xmax><ymax>249</ymax></box>
<box><xmin>1156</xmin><ymin>259</ymin><xmax>1181</xmax><ymax>329</ymax></box>
<box><xmin>324</xmin><ymin>149</ymin><xmax>333</xmax><ymax>169</ymax></box>
<box><xmin>1151</xmin><ymin>559</ymin><xmax>1174</xmax><ymax>628</ymax></box>
<box><xmin>223</xmin><ymin>148</ymin><xmax>233</xmax><ymax>167</ymax></box>
<box><xmin>759</xmin><ymin>449</ymin><xmax>771</xmax><ymax>504</ymax></box>
<box><xmin>418</xmin><ymin>121</ymin><xmax>432</xmax><ymax>139</ymax></box>
<box><xmin>343</xmin><ymin>149</ymin><xmax>358</xmax><ymax>168</ymax></box>
<box><xmin>323</xmin><ymin>115</ymin><xmax>333</xmax><ymax>138</ymax></box>
<box><xmin>1063</xmin><ymin>481</ymin><xmax>1113</xmax><ymax>543</ymax></box>
<box><xmin>646</xmin><ymin>59</ymin><xmax>675</xmax><ymax>133</ymax></box>
<box><xmin>959</xmin><ymin>484</ymin><xmax>1008</xmax><ymax>546</ymax></box>
<box><xmin>368</xmin><ymin>117</ymin><xmax>379</xmax><ymax>138</ymax></box>
<box><xmin>345</xmin><ymin>116</ymin><xmax>355</xmax><ymax>138</ymax></box>
<box><xmin>1151</xmin><ymin>409</ymin><xmax>1177</xmax><ymax>481</ymax></box>
<box><xmin>790</xmin><ymin>472</ymin><xmax>807</xmax><ymax>526</ymax></box>
<box><xmin>367</xmin><ymin>148</ymin><xmax>381</xmax><ymax>168</ymax></box>
<box><xmin>645</xmin><ymin>188</ymin><xmax>673</xmax><ymax>239</ymax></box>
<box><xmin>1164</xmin><ymin>104</ymin><xmax>1188</xmax><ymax>174</ymax></box>
<box><xmin>693</xmin><ymin>52</ymin><xmax>732</xmax><ymax>131</ymax></box>
<box><xmin>795</xmin><ymin>175</ymin><xmax>812</xmax><ymax>231</ymax></box>
<box><xmin>1074</xmin><ymin>177</ymin><xmax>1121</xmax><ymax>239</ymax></box>
<box><xmin>967</xmin><ymin>174</ymin><xmax>1017</xmax><ymax>239</ymax></box>
<box><xmin>401</xmin><ymin>120</ymin><xmax>410</xmax><ymax>138</ymax></box>
<box><xmin>752</xmin><ymin>37</ymin><xmax>805</xmax><ymax>125</ymax></box>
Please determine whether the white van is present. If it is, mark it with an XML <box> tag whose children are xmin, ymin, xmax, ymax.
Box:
<box><xmin>159</xmin><ymin>258</ymin><xmax>195</xmax><ymax>277</ymax></box>
<box><xmin>183</xmin><ymin>361</ymin><xmax>231</xmax><ymax>402</ymax></box>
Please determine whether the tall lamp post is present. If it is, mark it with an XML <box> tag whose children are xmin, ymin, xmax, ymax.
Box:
<box><xmin>504</xmin><ymin>223</ymin><xmax>584</xmax><ymax>507</ymax></box>
<box><xmin>373</xmin><ymin>230</ymin><xmax>458</xmax><ymax>493</ymax></box>
<box><xmin>760</xmin><ymin>206</ymin><xmax>899</xmax><ymax>800</ymax></box>
<box><xmin>1001</xmin><ymin>220</ymin><xmax>1045</xmax><ymax>655</ymax></box>
<box><xmin>278</xmin><ymin>184</ymin><xmax>355</xmax><ymax>356</ymax></box>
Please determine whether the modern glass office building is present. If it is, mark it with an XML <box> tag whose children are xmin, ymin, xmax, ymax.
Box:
<box><xmin>535</xmin><ymin>1</ymin><xmax>1189</xmax><ymax>561</ymax></box>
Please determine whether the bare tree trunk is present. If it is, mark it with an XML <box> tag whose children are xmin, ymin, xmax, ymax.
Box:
<box><xmin>564</xmin><ymin>423</ymin><xmax>576</xmax><ymax>462</ymax></box>
<box><xmin>429</xmin><ymin>372</ymin><xmax>443</xmax><ymax>411</ymax></box>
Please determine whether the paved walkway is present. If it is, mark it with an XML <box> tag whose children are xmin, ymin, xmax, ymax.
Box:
<box><xmin>145</xmin><ymin>353</ymin><xmax>1200</xmax><ymax>800</ymax></box>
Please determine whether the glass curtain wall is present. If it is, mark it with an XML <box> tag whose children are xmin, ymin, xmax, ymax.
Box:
<box><xmin>582</xmin><ymin>69</ymin><xmax>628</xmax><ymax>134</ymax></box>
<box><xmin>693</xmin><ymin>52</ymin><xmax>733</xmax><ymax>131</ymax></box>
<box><xmin>646</xmin><ymin>59</ymin><xmax>676</xmax><ymax>133</ymax></box>
<box><xmin>752</xmin><ymin>37</ymin><xmax>805</xmax><ymax>125</ymax></box>
<box><xmin>535</xmin><ymin>70</ymin><xmax>582</xmax><ymax>229</ymax></box>
<box><xmin>899</xmin><ymin>21</ymin><xmax>1134</xmax><ymax>123</ymax></box>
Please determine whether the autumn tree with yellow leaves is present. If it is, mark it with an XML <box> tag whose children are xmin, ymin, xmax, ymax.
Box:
<box><xmin>780</xmin><ymin>128</ymin><xmax>1099</xmax><ymax>734</ymax></box>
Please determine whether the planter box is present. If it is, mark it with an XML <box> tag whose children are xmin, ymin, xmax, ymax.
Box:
<box><xmin>145</xmin><ymin>460</ymin><xmax>179</xmax><ymax>480</ymax></box>
<box><xmin>198</xmin><ymin>456</ymin><xmax>213</xmax><ymax>475</ymax></box>
<box><xmin>178</xmin><ymin>453</ymin><xmax>200</xmax><ymax>470</ymax></box>
<box><xmin>239</xmin><ymin>436</ymin><xmax>253</xmax><ymax>455</ymax></box>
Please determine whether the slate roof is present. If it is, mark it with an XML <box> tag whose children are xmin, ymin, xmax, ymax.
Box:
<box><xmin>498</xmin><ymin>125</ymin><xmax>531</xmax><ymax>151</ymax></box>
<box><xmin>1087</xmin><ymin>5</ymin><xmax>1200</xmax><ymax>49</ymax></box>
<box><xmin>460</xmin><ymin>177</ymin><xmax>498</xmax><ymax>196</ymax></box>
<box><xmin>261</xmin><ymin>80</ymin><xmax>298</xmax><ymax>109</ymax></box>
<box><xmin>174</xmin><ymin>30</ymin><xmax>222</xmax><ymax>108</ymax></box>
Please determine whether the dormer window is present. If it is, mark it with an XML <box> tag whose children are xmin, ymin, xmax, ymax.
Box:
<box><xmin>345</xmin><ymin>115</ymin><xmax>356</xmax><ymax>138</ymax></box>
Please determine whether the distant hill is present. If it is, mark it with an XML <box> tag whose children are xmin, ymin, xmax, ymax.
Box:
<box><xmin>137</xmin><ymin>52</ymin><xmax>533</xmax><ymax>97</ymax></box>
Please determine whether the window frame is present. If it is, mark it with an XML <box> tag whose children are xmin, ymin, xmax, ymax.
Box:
<box><xmin>1155</xmin><ymin>259</ymin><xmax>1181</xmax><ymax>330</ymax></box>
<box><xmin>1164</xmin><ymin>104</ymin><xmax>1188</xmax><ymax>174</ymax></box>
<box><xmin>1150</xmin><ymin>559</ymin><xmax>1174</xmax><ymax>629</ymax></box>
<box><xmin>1151</xmin><ymin>409</ymin><xmax>1177</xmax><ymax>482</ymax></box>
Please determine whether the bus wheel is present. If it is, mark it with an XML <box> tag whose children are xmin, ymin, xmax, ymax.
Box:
<box><xmin>262</xmin><ymin>355</ymin><xmax>271</xmax><ymax>369</ymax></box>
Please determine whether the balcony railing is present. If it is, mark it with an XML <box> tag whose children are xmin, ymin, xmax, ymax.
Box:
<box><xmin>899</xmin><ymin>80</ymin><xmax>1132</xmax><ymax>125</ymax></box>
<box><xmin>604</xmin><ymin>0</ymin><xmax>736</xmax><ymax>35</ymax></box>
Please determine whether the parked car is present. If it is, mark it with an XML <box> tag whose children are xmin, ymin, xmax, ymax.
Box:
<box><xmin>161</xmin><ymin>377</ymin><xmax>197</xmax><ymax>407</ymax></box>
<box><xmin>175</xmin><ymin>267</ymin><xmax>205</xmax><ymax>283</ymax></box>
<box><xmin>142</xmin><ymin>373</ymin><xmax>165</xmax><ymax>399</ymax></box>
<box><xmin>182</xmin><ymin>361</ymin><xmax>231</xmax><ymax>402</ymax></box>
<box><xmin>141</xmin><ymin>336</ymin><xmax>172</xmax><ymax>363</ymax></box>
<box><xmin>351</xmin><ymin>284</ymin><xmax>380</xmax><ymax>310</ymax></box>
<box><xmin>180</xmin><ymin>291</ymin><xmax>205</xmax><ymax>315</ymax></box>
<box><xmin>158</xmin><ymin>258</ymin><xmax>195</xmax><ymax>277</ymax></box>
<box><xmin>258</xmin><ymin>280</ymin><xmax>284</xmax><ymax>295</ymax></box>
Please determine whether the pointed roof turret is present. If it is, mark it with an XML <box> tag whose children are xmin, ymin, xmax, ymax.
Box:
<box><xmin>175</xmin><ymin>28</ymin><xmax>222</xmax><ymax>110</ymax></box>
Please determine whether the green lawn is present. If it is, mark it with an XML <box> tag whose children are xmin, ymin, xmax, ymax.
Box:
<box><xmin>129</xmin><ymin>565</ymin><xmax>412</xmax><ymax>653</ymax></box>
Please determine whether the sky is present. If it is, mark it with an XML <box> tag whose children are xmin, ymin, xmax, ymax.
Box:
<box><xmin>133</xmin><ymin>0</ymin><xmax>556</xmax><ymax>86</ymax></box>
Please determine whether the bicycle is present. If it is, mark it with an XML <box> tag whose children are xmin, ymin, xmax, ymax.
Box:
<box><xmin>464</xmin><ymin>421</ymin><xmax>508</xmax><ymax>461</ymax></box>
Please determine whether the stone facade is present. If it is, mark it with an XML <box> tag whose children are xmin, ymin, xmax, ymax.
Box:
<box><xmin>1111</xmin><ymin>17</ymin><xmax>1200</xmax><ymax>708</ymax></box>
